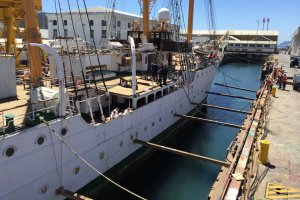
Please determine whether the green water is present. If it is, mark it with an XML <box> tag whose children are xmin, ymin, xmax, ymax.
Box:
<box><xmin>98</xmin><ymin>63</ymin><xmax>262</xmax><ymax>200</ymax></box>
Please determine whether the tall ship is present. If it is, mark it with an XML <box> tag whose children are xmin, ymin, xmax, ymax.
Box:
<box><xmin>0</xmin><ymin>0</ymin><xmax>226</xmax><ymax>199</ymax></box>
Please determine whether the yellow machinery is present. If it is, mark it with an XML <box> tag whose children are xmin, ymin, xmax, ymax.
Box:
<box><xmin>0</xmin><ymin>0</ymin><xmax>43</xmax><ymax>86</ymax></box>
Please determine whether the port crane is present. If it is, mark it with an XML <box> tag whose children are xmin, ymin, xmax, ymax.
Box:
<box><xmin>0</xmin><ymin>0</ymin><xmax>43</xmax><ymax>86</ymax></box>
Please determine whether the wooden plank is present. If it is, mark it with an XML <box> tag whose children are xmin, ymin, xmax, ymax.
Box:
<box><xmin>206</xmin><ymin>91</ymin><xmax>256</xmax><ymax>101</ymax></box>
<box><xmin>201</xmin><ymin>103</ymin><xmax>251</xmax><ymax>115</ymax></box>
<box><xmin>214</xmin><ymin>83</ymin><xmax>257</xmax><ymax>93</ymax></box>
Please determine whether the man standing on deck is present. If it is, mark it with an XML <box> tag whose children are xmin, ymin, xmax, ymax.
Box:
<box><xmin>162</xmin><ymin>65</ymin><xmax>168</xmax><ymax>85</ymax></box>
<box><xmin>152</xmin><ymin>63</ymin><xmax>158</xmax><ymax>82</ymax></box>
<box><xmin>158</xmin><ymin>63</ymin><xmax>164</xmax><ymax>86</ymax></box>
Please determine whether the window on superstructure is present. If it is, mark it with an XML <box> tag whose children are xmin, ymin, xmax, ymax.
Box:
<box><xmin>101</xmin><ymin>30</ymin><xmax>107</xmax><ymax>38</ymax></box>
<box><xmin>249</xmin><ymin>44</ymin><xmax>255</xmax><ymax>47</ymax></box>
<box><xmin>90</xmin><ymin>30</ymin><xmax>94</xmax><ymax>39</ymax></box>
<box><xmin>128</xmin><ymin>22</ymin><xmax>131</xmax><ymax>29</ymax></box>
<box><xmin>64</xmin><ymin>20</ymin><xmax>67</xmax><ymax>26</ymax></box>
<box><xmin>264</xmin><ymin>44</ymin><xmax>270</xmax><ymax>47</ymax></box>
<box><xmin>53</xmin><ymin>29</ymin><xmax>58</xmax><ymax>37</ymax></box>
<box><xmin>257</xmin><ymin>44</ymin><xmax>263</xmax><ymax>47</ymax></box>
<box><xmin>117</xmin><ymin>21</ymin><xmax>121</xmax><ymax>28</ymax></box>
<box><xmin>242</xmin><ymin>44</ymin><xmax>248</xmax><ymax>47</ymax></box>
<box><xmin>53</xmin><ymin>20</ymin><xmax>57</xmax><ymax>26</ymax></box>
<box><xmin>90</xmin><ymin>20</ymin><xmax>94</xmax><ymax>26</ymax></box>
<box><xmin>64</xmin><ymin>29</ymin><xmax>68</xmax><ymax>37</ymax></box>
<box><xmin>101</xmin><ymin>20</ymin><xmax>106</xmax><ymax>26</ymax></box>
<box><xmin>117</xmin><ymin>31</ymin><xmax>121</xmax><ymax>39</ymax></box>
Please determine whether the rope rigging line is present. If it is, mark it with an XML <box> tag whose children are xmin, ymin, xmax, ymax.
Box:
<box><xmin>75</xmin><ymin>0</ymin><xmax>100</xmax><ymax>96</ymax></box>
<box><xmin>82</xmin><ymin>0</ymin><xmax>108</xmax><ymax>91</ymax></box>
<box><xmin>56</xmin><ymin>0</ymin><xmax>80</xmax><ymax>102</ymax></box>
<box><xmin>43</xmin><ymin>120</ymin><xmax>147</xmax><ymax>200</ymax></box>
<box><xmin>66</xmin><ymin>0</ymin><xmax>90</xmax><ymax>97</ymax></box>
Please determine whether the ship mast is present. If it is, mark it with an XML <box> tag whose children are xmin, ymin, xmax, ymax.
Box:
<box><xmin>22</xmin><ymin>0</ymin><xmax>43</xmax><ymax>87</ymax></box>
<box><xmin>187</xmin><ymin>0</ymin><xmax>194</xmax><ymax>42</ymax></box>
<box><xmin>143</xmin><ymin>0</ymin><xmax>150</xmax><ymax>40</ymax></box>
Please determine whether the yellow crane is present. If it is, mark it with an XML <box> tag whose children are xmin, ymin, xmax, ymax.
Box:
<box><xmin>0</xmin><ymin>0</ymin><xmax>43</xmax><ymax>86</ymax></box>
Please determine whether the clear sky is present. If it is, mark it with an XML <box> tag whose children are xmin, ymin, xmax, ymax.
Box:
<box><xmin>43</xmin><ymin>0</ymin><xmax>300</xmax><ymax>43</ymax></box>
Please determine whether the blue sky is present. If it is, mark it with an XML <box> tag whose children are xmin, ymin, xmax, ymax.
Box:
<box><xmin>43</xmin><ymin>0</ymin><xmax>300</xmax><ymax>43</ymax></box>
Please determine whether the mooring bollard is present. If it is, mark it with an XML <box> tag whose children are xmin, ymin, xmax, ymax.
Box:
<box><xmin>259</xmin><ymin>140</ymin><xmax>270</xmax><ymax>165</ymax></box>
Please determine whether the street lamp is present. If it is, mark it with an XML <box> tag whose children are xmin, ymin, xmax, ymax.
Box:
<box><xmin>267</xmin><ymin>18</ymin><xmax>270</xmax><ymax>30</ymax></box>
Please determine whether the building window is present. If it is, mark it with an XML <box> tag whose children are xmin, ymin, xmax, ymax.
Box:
<box><xmin>257</xmin><ymin>44</ymin><xmax>263</xmax><ymax>47</ymax></box>
<box><xmin>64</xmin><ymin>20</ymin><xmax>67</xmax><ymax>26</ymax></box>
<box><xmin>117</xmin><ymin>31</ymin><xmax>121</xmax><ymax>39</ymax></box>
<box><xmin>128</xmin><ymin>22</ymin><xmax>131</xmax><ymax>29</ymax></box>
<box><xmin>101</xmin><ymin>30</ymin><xmax>107</xmax><ymax>38</ymax></box>
<box><xmin>90</xmin><ymin>30</ymin><xmax>94</xmax><ymax>39</ymax></box>
<box><xmin>89</xmin><ymin>20</ymin><xmax>94</xmax><ymax>26</ymax></box>
<box><xmin>53</xmin><ymin>20</ymin><xmax>57</xmax><ymax>26</ymax></box>
<box><xmin>53</xmin><ymin>29</ymin><xmax>58</xmax><ymax>37</ymax></box>
<box><xmin>249</xmin><ymin>44</ymin><xmax>255</xmax><ymax>47</ymax></box>
<box><xmin>264</xmin><ymin>44</ymin><xmax>270</xmax><ymax>48</ymax></box>
<box><xmin>101</xmin><ymin>20</ymin><xmax>106</xmax><ymax>26</ymax></box>
<box><xmin>64</xmin><ymin>29</ymin><xmax>68</xmax><ymax>36</ymax></box>
<box><xmin>242</xmin><ymin>44</ymin><xmax>248</xmax><ymax>47</ymax></box>
<box><xmin>117</xmin><ymin>21</ymin><xmax>121</xmax><ymax>28</ymax></box>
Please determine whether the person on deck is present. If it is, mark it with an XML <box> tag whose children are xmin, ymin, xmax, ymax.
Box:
<box><xmin>162</xmin><ymin>65</ymin><xmax>168</xmax><ymax>85</ymax></box>
<box><xmin>151</xmin><ymin>63</ymin><xmax>158</xmax><ymax>82</ymax></box>
<box><xmin>110</xmin><ymin>107</ymin><xmax>120</xmax><ymax>119</ymax></box>
<box><xmin>158</xmin><ymin>64</ymin><xmax>164</xmax><ymax>86</ymax></box>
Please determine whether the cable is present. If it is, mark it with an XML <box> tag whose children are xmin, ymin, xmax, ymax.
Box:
<box><xmin>44</xmin><ymin>120</ymin><xmax>147</xmax><ymax>200</ymax></box>
<box><xmin>82</xmin><ymin>0</ymin><xmax>108</xmax><ymax>91</ymax></box>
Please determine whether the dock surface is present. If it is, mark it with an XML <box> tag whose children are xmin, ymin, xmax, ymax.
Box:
<box><xmin>254</xmin><ymin>53</ymin><xmax>300</xmax><ymax>199</ymax></box>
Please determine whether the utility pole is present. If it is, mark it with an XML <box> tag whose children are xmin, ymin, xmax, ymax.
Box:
<box><xmin>256</xmin><ymin>20</ymin><xmax>260</xmax><ymax>34</ymax></box>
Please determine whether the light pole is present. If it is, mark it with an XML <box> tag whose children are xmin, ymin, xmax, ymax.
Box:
<box><xmin>256</xmin><ymin>20</ymin><xmax>260</xmax><ymax>34</ymax></box>
<box><xmin>267</xmin><ymin>18</ymin><xmax>270</xmax><ymax>30</ymax></box>
<box><xmin>262</xmin><ymin>18</ymin><xmax>266</xmax><ymax>30</ymax></box>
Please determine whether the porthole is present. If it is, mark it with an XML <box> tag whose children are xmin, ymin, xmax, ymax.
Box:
<box><xmin>5</xmin><ymin>146</ymin><xmax>16</xmax><ymax>157</ymax></box>
<box><xmin>171</xmin><ymin>110</ymin><xmax>173</xmax><ymax>114</ymax></box>
<box><xmin>36</xmin><ymin>135</ymin><xmax>46</xmax><ymax>145</ymax></box>
<box><xmin>74</xmin><ymin>166</ymin><xmax>80</xmax><ymax>174</ymax></box>
<box><xmin>159</xmin><ymin>118</ymin><xmax>162</xmax><ymax>122</ymax></box>
<box><xmin>144</xmin><ymin>126</ymin><xmax>147</xmax><ymax>132</ymax></box>
<box><xmin>130</xmin><ymin>134</ymin><xmax>134</xmax><ymax>140</ymax></box>
<box><xmin>152</xmin><ymin>122</ymin><xmax>155</xmax><ymax>126</ymax></box>
<box><xmin>119</xmin><ymin>141</ymin><xmax>123</xmax><ymax>147</ymax></box>
<box><xmin>180</xmin><ymin>104</ymin><xmax>183</xmax><ymax>108</ymax></box>
<box><xmin>135</xmin><ymin>132</ymin><xmax>139</xmax><ymax>137</ymax></box>
<box><xmin>61</xmin><ymin>127</ymin><xmax>68</xmax><ymax>136</ymax></box>
<box><xmin>39</xmin><ymin>185</ymin><xmax>48</xmax><ymax>194</ymax></box>
<box><xmin>99</xmin><ymin>152</ymin><xmax>105</xmax><ymax>160</ymax></box>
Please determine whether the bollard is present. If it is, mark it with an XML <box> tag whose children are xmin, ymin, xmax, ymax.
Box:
<box><xmin>259</xmin><ymin>140</ymin><xmax>270</xmax><ymax>165</ymax></box>
<box><xmin>272</xmin><ymin>87</ymin><xmax>276</xmax><ymax>97</ymax></box>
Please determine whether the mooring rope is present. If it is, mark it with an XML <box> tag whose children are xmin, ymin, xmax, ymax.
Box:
<box><xmin>43</xmin><ymin>120</ymin><xmax>147</xmax><ymax>200</ymax></box>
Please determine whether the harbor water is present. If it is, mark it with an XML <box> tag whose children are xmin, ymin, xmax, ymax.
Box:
<box><xmin>98</xmin><ymin>63</ymin><xmax>262</xmax><ymax>200</ymax></box>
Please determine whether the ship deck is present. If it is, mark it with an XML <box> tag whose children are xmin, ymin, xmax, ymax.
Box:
<box><xmin>0</xmin><ymin>73</ymin><xmax>175</xmax><ymax>132</ymax></box>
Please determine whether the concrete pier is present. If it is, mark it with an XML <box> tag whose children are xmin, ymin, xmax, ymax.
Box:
<box><xmin>254</xmin><ymin>53</ymin><xmax>300</xmax><ymax>199</ymax></box>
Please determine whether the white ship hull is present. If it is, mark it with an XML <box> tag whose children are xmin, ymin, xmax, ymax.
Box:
<box><xmin>0</xmin><ymin>63</ymin><xmax>218</xmax><ymax>200</ymax></box>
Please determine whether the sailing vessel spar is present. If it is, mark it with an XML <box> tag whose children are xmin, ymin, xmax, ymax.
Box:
<box><xmin>0</xmin><ymin>0</ymin><xmax>225</xmax><ymax>199</ymax></box>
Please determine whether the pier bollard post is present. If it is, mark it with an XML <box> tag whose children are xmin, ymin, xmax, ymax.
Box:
<box><xmin>259</xmin><ymin>140</ymin><xmax>270</xmax><ymax>165</ymax></box>
<box><xmin>271</xmin><ymin>87</ymin><xmax>276</xmax><ymax>97</ymax></box>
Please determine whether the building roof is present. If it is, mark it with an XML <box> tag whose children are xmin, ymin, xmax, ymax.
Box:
<box><xmin>47</xmin><ymin>6</ymin><xmax>141</xmax><ymax>18</ymax></box>
<box><xmin>182</xmin><ymin>30</ymin><xmax>279</xmax><ymax>36</ymax></box>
